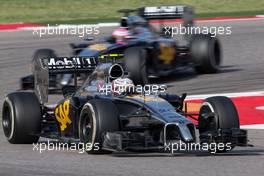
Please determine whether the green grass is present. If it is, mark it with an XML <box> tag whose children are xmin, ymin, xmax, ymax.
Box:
<box><xmin>0</xmin><ymin>0</ymin><xmax>263</xmax><ymax>24</ymax></box>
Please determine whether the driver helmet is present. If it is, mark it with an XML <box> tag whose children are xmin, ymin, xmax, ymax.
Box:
<box><xmin>111</xmin><ymin>78</ymin><xmax>135</xmax><ymax>95</ymax></box>
<box><xmin>112</xmin><ymin>27</ymin><xmax>130</xmax><ymax>44</ymax></box>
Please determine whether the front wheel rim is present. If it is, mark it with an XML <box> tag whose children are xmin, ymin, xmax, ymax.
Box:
<box><xmin>199</xmin><ymin>104</ymin><xmax>218</xmax><ymax>131</ymax></box>
<box><xmin>81</xmin><ymin>114</ymin><xmax>93</xmax><ymax>144</ymax></box>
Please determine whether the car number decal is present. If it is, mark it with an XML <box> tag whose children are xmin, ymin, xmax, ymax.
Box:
<box><xmin>55</xmin><ymin>100</ymin><xmax>72</xmax><ymax>131</ymax></box>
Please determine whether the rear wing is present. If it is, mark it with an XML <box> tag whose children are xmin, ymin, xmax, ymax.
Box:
<box><xmin>118</xmin><ymin>6</ymin><xmax>194</xmax><ymax>29</ymax></box>
<box><xmin>40</xmin><ymin>57</ymin><xmax>97</xmax><ymax>73</ymax></box>
<box><xmin>138</xmin><ymin>6</ymin><xmax>193</xmax><ymax>21</ymax></box>
<box><xmin>32</xmin><ymin>57</ymin><xmax>97</xmax><ymax>104</ymax></box>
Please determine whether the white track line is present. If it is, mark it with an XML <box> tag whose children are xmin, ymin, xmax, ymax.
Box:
<box><xmin>241</xmin><ymin>124</ymin><xmax>264</xmax><ymax>129</ymax></box>
<box><xmin>256</xmin><ymin>106</ymin><xmax>264</xmax><ymax>110</ymax></box>
<box><xmin>197</xmin><ymin>17</ymin><xmax>264</xmax><ymax>23</ymax></box>
<box><xmin>186</xmin><ymin>91</ymin><xmax>264</xmax><ymax>100</ymax></box>
<box><xmin>20</xmin><ymin>23</ymin><xmax>119</xmax><ymax>30</ymax></box>
<box><xmin>18</xmin><ymin>15</ymin><xmax>264</xmax><ymax>30</ymax></box>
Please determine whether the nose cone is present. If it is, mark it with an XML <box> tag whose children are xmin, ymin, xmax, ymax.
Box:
<box><xmin>164</xmin><ymin>123</ymin><xmax>195</xmax><ymax>144</ymax></box>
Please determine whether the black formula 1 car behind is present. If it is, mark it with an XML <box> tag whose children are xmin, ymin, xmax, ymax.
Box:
<box><xmin>2</xmin><ymin>57</ymin><xmax>248</xmax><ymax>154</ymax></box>
<box><xmin>21</xmin><ymin>5</ymin><xmax>222</xmax><ymax>90</ymax></box>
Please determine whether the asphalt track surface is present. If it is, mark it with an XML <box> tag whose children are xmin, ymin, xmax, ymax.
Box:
<box><xmin>0</xmin><ymin>19</ymin><xmax>264</xmax><ymax>176</ymax></box>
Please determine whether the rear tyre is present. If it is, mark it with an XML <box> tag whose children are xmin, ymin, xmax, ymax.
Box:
<box><xmin>33</xmin><ymin>49</ymin><xmax>59</xmax><ymax>88</ymax></box>
<box><xmin>2</xmin><ymin>92</ymin><xmax>41</xmax><ymax>144</ymax></box>
<box><xmin>124</xmin><ymin>47</ymin><xmax>148</xmax><ymax>85</ymax></box>
<box><xmin>79</xmin><ymin>99</ymin><xmax>120</xmax><ymax>154</ymax></box>
<box><xmin>33</xmin><ymin>49</ymin><xmax>56</xmax><ymax>62</ymax></box>
<box><xmin>198</xmin><ymin>96</ymin><xmax>239</xmax><ymax>153</ymax></box>
<box><xmin>191</xmin><ymin>34</ymin><xmax>221</xmax><ymax>74</ymax></box>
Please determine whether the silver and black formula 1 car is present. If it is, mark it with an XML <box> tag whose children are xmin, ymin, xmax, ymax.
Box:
<box><xmin>21</xmin><ymin>5</ymin><xmax>221</xmax><ymax>90</ymax></box>
<box><xmin>2</xmin><ymin>57</ymin><xmax>247</xmax><ymax>154</ymax></box>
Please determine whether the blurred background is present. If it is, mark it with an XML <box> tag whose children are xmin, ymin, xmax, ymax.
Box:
<box><xmin>0</xmin><ymin>0</ymin><xmax>263</xmax><ymax>24</ymax></box>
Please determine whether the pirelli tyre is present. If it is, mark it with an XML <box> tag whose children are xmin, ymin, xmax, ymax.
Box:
<box><xmin>79</xmin><ymin>99</ymin><xmax>120</xmax><ymax>154</ymax></box>
<box><xmin>33</xmin><ymin>49</ymin><xmax>56</xmax><ymax>63</ymax></box>
<box><xmin>198</xmin><ymin>96</ymin><xmax>239</xmax><ymax>152</ymax></box>
<box><xmin>33</xmin><ymin>49</ymin><xmax>59</xmax><ymax>88</ymax></box>
<box><xmin>2</xmin><ymin>92</ymin><xmax>41</xmax><ymax>144</ymax></box>
<box><xmin>124</xmin><ymin>47</ymin><xmax>148</xmax><ymax>85</ymax></box>
<box><xmin>20</xmin><ymin>49</ymin><xmax>59</xmax><ymax>90</ymax></box>
<box><xmin>190</xmin><ymin>34</ymin><xmax>222</xmax><ymax>74</ymax></box>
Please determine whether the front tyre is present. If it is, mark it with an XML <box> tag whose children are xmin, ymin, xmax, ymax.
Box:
<box><xmin>79</xmin><ymin>99</ymin><xmax>120</xmax><ymax>154</ymax></box>
<box><xmin>198</xmin><ymin>96</ymin><xmax>239</xmax><ymax>153</ymax></box>
<box><xmin>2</xmin><ymin>92</ymin><xmax>41</xmax><ymax>144</ymax></box>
